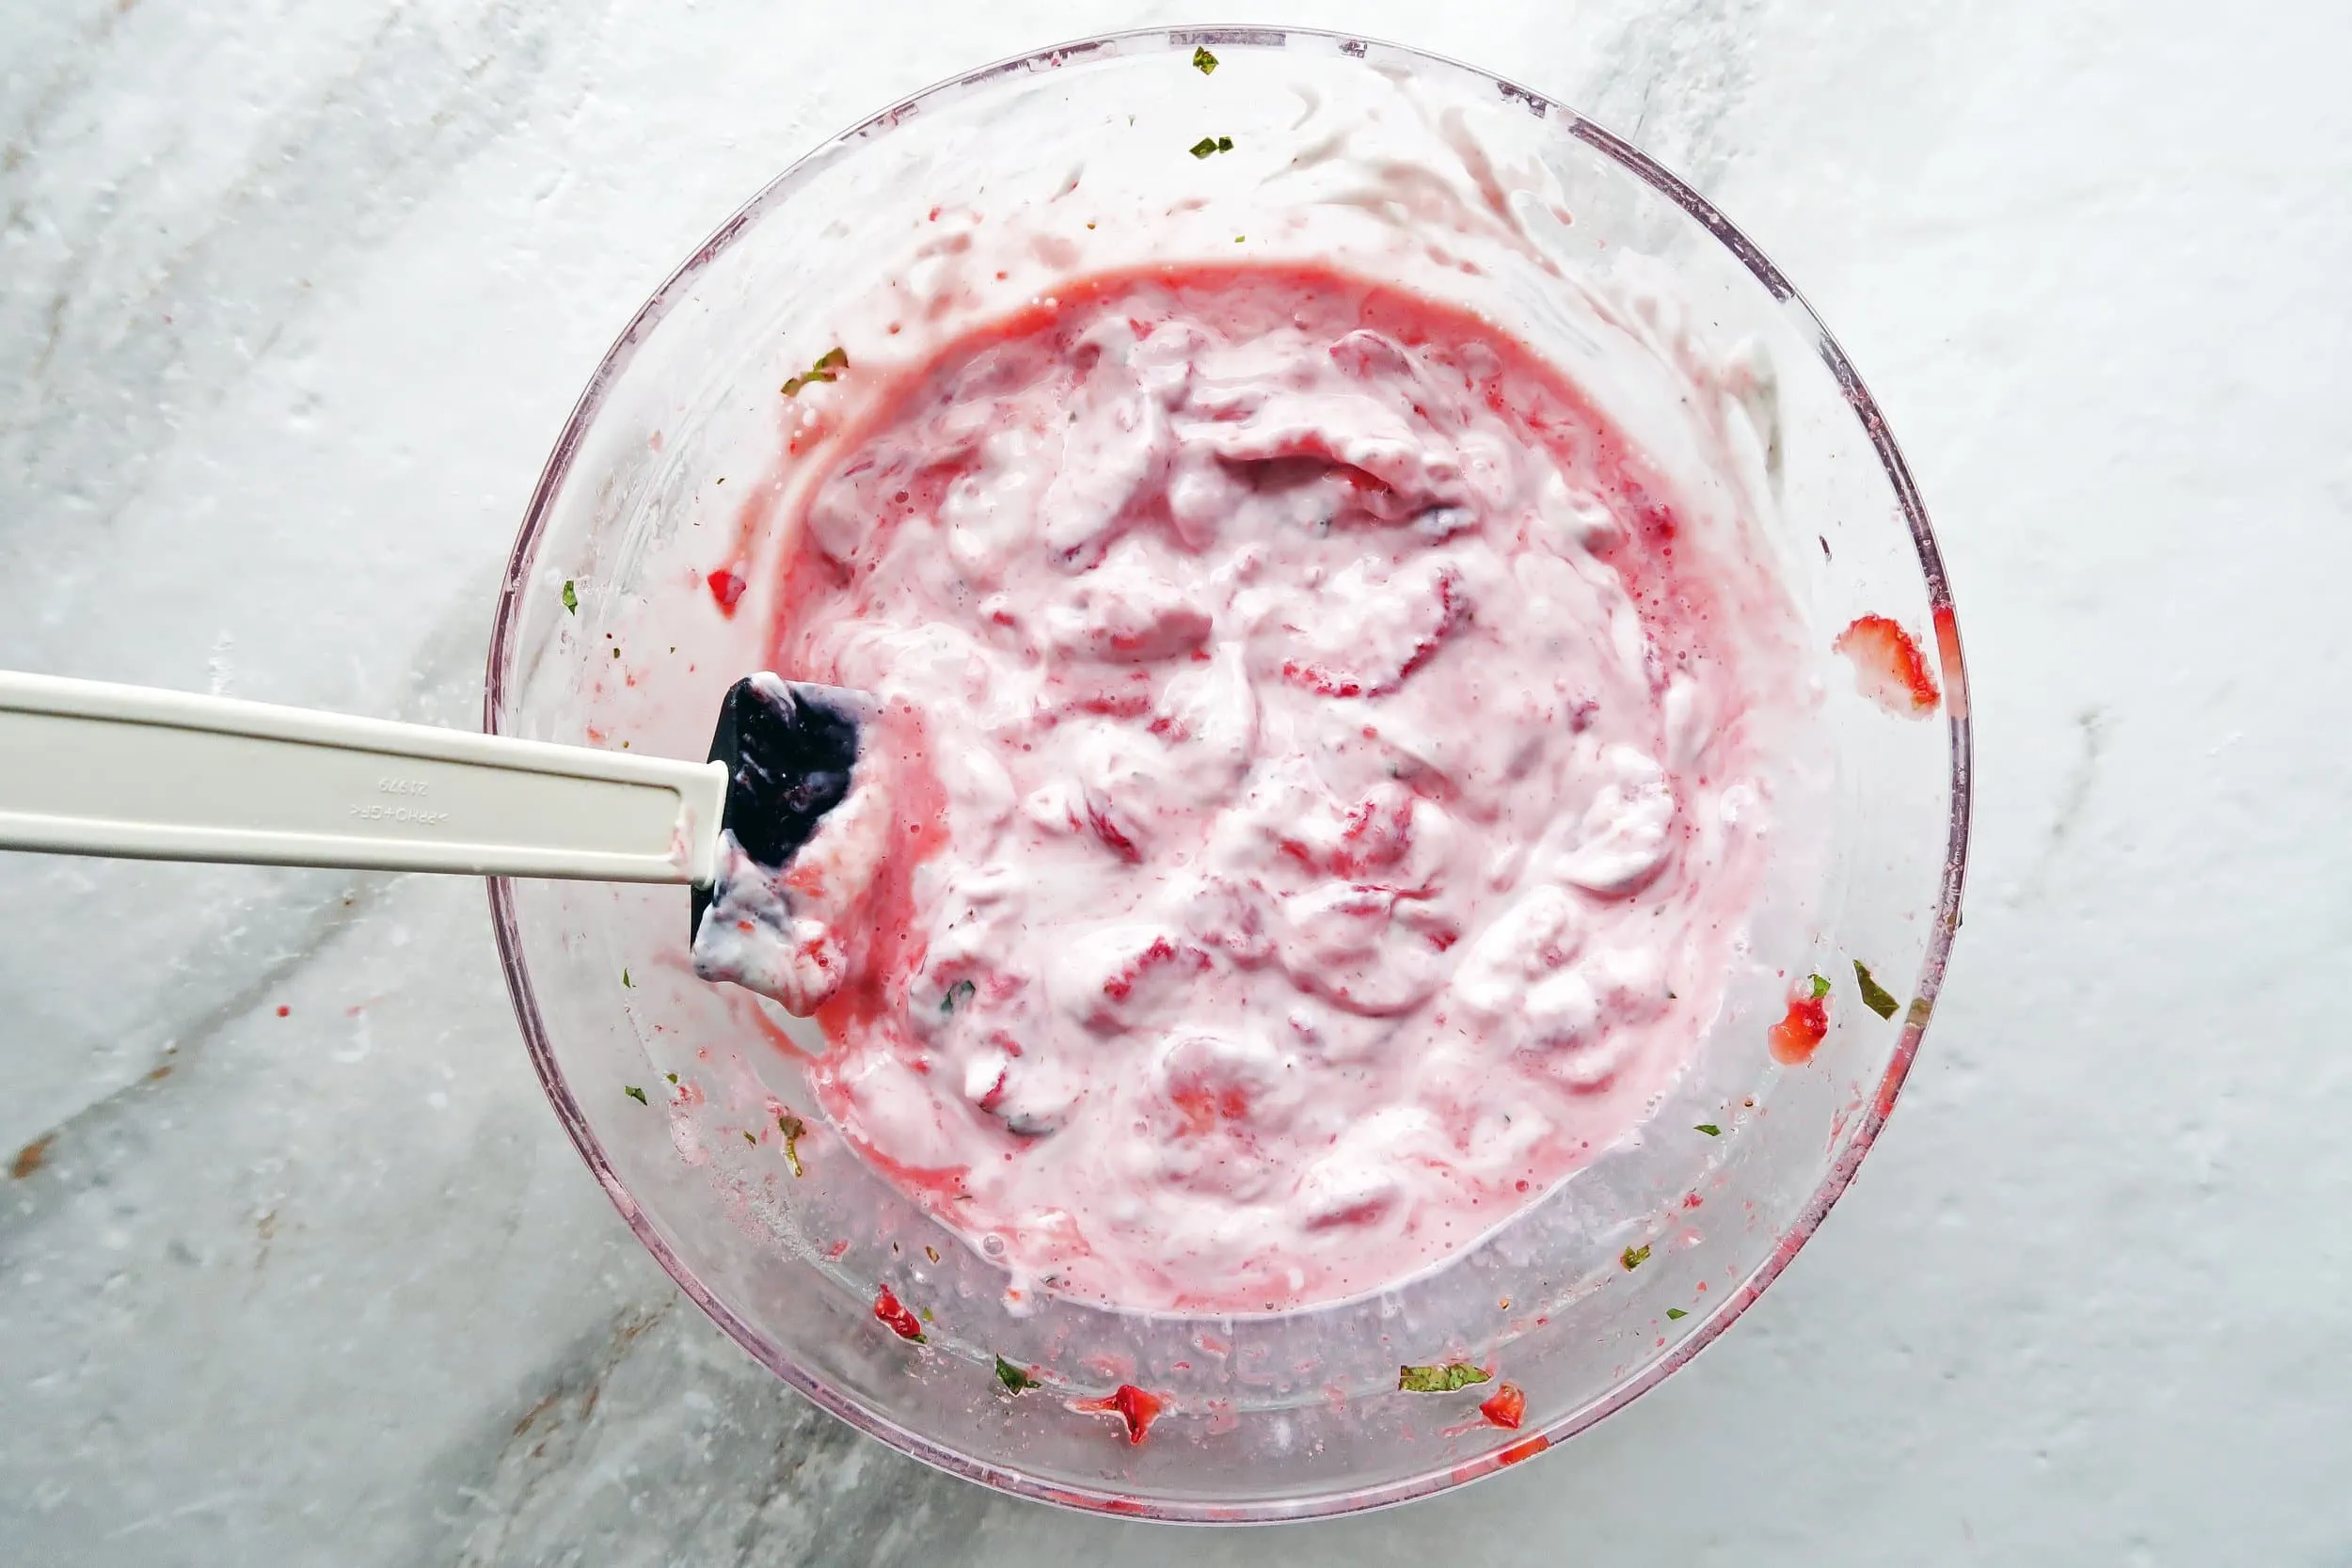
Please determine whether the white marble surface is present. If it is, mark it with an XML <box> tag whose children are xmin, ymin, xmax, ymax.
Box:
<box><xmin>3</xmin><ymin>0</ymin><xmax>2345</xmax><ymax>1561</ymax></box>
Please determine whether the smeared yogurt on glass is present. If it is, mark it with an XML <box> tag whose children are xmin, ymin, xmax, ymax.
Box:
<box><xmin>729</xmin><ymin>262</ymin><xmax>1803</xmax><ymax>1312</ymax></box>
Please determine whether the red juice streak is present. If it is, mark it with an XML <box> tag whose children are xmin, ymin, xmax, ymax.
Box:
<box><xmin>812</xmin><ymin>705</ymin><xmax>950</xmax><ymax>1036</ymax></box>
<box><xmin>803</xmin><ymin>703</ymin><xmax>969</xmax><ymax>1190</ymax></box>
<box><xmin>1932</xmin><ymin>603</ymin><xmax>1966</xmax><ymax>721</ymax></box>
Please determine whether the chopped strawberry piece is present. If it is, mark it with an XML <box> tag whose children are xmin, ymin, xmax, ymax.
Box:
<box><xmin>1392</xmin><ymin>569</ymin><xmax>1468</xmax><ymax>686</ymax></box>
<box><xmin>1333</xmin><ymin>785</ymin><xmax>1414</xmax><ymax>877</ymax></box>
<box><xmin>1768</xmin><ymin>990</ymin><xmax>1830</xmax><ymax>1066</ymax></box>
<box><xmin>1279</xmin><ymin>564</ymin><xmax>1468</xmax><ymax>698</ymax></box>
<box><xmin>1833</xmin><ymin>613</ymin><xmax>1940</xmax><ymax>717</ymax></box>
<box><xmin>873</xmin><ymin>1284</ymin><xmax>926</xmax><ymax>1342</ymax></box>
<box><xmin>1073</xmin><ymin>1383</ymin><xmax>1166</xmax><ymax>1445</ymax></box>
<box><xmin>1101</xmin><ymin>935</ymin><xmax>1195</xmax><ymax>1001</ymax></box>
<box><xmin>707</xmin><ymin>567</ymin><xmax>747</xmax><ymax>612</ymax></box>
<box><xmin>1065</xmin><ymin>688</ymin><xmax>1156</xmax><ymax>721</ymax></box>
<box><xmin>1279</xmin><ymin>660</ymin><xmax>1367</xmax><ymax>699</ymax></box>
<box><xmin>1478</xmin><ymin>1381</ymin><xmax>1526</xmax><ymax>1430</ymax></box>
<box><xmin>1276</xmin><ymin>781</ymin><xmax>1417</xmax><ymax>879</ymax></box>
<box><xmin>1165</xmin><ymin>1070</ymin><xmax>1252</xmax><ymax>1135</ymax></box>
<box><xmin>1086</xmin><ymin>797</ymin><xmax>1143</xmax><ymax>863</ymax></box>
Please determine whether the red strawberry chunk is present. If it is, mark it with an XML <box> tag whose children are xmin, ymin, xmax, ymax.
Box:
<box><xmin>1479</xmin><ymin>1382</ymin><xmax>1526</xmax><ymax>1430</ymax></box>
<box><xmin>1073</xmin><ymin>1384</ymin><xmax>1166</xmax><ymax>1445</ymax></box>
<box><xmin>1767</xmin><ymin>991</ymin><xmax>1830</xmax><ymax>1066</ymax></box>
<box><xmin>873</xmin><ymin>1284</ymin><xmax>926</xmax><ymax>1342</ymax></box>
<box><xmin>1833</xmin><ymin>613</ymin><xmax>1940</xmax><ymax>717</ymax></box>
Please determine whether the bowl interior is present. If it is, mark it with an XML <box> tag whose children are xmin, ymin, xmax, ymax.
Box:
<box><xmin>485</xmin><ymin>27</ymin><xmax>1967</xmax><ymax>1521</ymax></box>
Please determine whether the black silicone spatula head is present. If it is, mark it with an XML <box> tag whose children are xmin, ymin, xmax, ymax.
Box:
<box><xmin>690</xmin><ymin>675</ymin><xmax>867</xmax><ymax>941</ymax></box>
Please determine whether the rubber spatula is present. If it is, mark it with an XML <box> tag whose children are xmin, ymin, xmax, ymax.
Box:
<box><xmin>0</xmin><ymin>669</ymin><xmax>866</xmax><ymax>981</ymax></box>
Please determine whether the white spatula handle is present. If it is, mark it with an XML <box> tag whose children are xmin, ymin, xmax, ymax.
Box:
<box><xmin>0</xmin><ymin>671</ymin><xmax>727</xmax><ymax>884</ymax></box>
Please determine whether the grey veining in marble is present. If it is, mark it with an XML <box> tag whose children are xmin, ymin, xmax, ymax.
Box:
<box><xmin>5</xmin><ymin>0</ymin><xmax>2349</xmax><ymax>1563</ymax></box>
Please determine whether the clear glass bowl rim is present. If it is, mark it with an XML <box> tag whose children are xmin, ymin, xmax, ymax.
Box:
<box><xmin>481</xmin><ymin>23</ymin><xmax>1974</xmax><ymax>1523</ymax></box>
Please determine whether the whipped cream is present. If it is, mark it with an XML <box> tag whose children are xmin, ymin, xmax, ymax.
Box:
<box><xmin>730</xmin><ymin>263</ymin><xmax>1799</xmax><ymax>1311</ymax></box>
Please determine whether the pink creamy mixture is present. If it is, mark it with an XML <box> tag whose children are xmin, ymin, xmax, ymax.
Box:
<box><xmin>704</xmin><ymin>264</ymin><xmax>1798</xmax><ymax>1312</ymax></box>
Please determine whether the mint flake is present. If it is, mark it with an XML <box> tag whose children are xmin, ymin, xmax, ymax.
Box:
<box><xmin>783</xmin><ymin>347</ymin><xmax>849</xmax><ymax>397</ymax></box>
<box><xmin>1398</xmin><ymin>1362</ymin><xmax>1490</xmax><ymax>1393</ymax></box>
<box><xmin>1853</xmin><ymin>960</ymin><xmax>1899</xmax><ymax>1020</ymax></box>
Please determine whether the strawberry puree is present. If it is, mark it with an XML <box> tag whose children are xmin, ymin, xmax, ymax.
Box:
<box><xmin>730</xmin><ymin>263</ymin><xmax>1804</xmax><ymax>1312</ymax></box>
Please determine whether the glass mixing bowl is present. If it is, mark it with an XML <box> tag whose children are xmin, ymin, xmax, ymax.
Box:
<box><xmin>484</xmin><ymin>27</ymin><xmax>1970</xmax><ymax>1521</ymax></box>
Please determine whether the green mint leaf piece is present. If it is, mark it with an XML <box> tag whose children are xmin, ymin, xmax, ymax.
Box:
<box><xmin>1621</xmin><ymin>1243</ymin><xmax>1652</xmax><ymax>1271</ymax></box>
<box><xmin>1667</xmin><ymin>1307</ymin><xmax>1689</xmax><ymax>1320</ymax></box>
<box><xmin>1190</xmin><ymin>136</ymin><xmax>1220</xmax><ymax>158</ymax></box>
<box><xmin>1398</xmin><ymin>1362</ymin><xmax>1490</xmax><ymax>1393</ymax></box>
<box><xmin>778</xmin><ymin>1113</ymin><xmax>806</xmax><ymax>1177</ymax></box>
<box><xmin>995</xmin><ymin>1354</ymin><xmax>1040</xmax><ymax>1392</ymax></box>
<box><xmin>624</xmin><ymin>1085</ymin><xmax>648</xmax><ymax>1105</ymax></box>
<box><xmin>1853</xmin><ymin>960</ymin><xmax>1899</xmax><ymax>1020</ymax></box>
<box><xmin>1808</xmin><ymin>973</ymin><xmax>1832</xmax><ymax>1000</ymax></box>
<box><xmin>1192</xmin><ymin>45</ymin><xmax>1218</xmax><ymax>73</ymax></box>
<box><xmin>941</xmin><ymin>978</ymin><xmax>977</xmax><ymax>1014</ymax></box>
<box><xmin>784</xmin><ymin>346</ymin><xmax>849</xmax><ymax>397</ymax></box>
<box><xmin>561</xmin><ymin>580</ymin><xmax>578</xmax><ymax>613</ymax></box>
<box><xmin>1694</xmin><ymin>1123</ymin><xmax>1722</xmax><ymax>1137</ymax></box>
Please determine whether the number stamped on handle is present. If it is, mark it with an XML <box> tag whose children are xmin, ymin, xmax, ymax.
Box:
<box><xmin>350</xmin><ymin>775</ymin><xmax>448</xmax><ymax>826</ymax></box>
<box><xmin>350</xmin><ymin>802</ymin><xmax>452</xmax><ymax>826</ymax></box>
